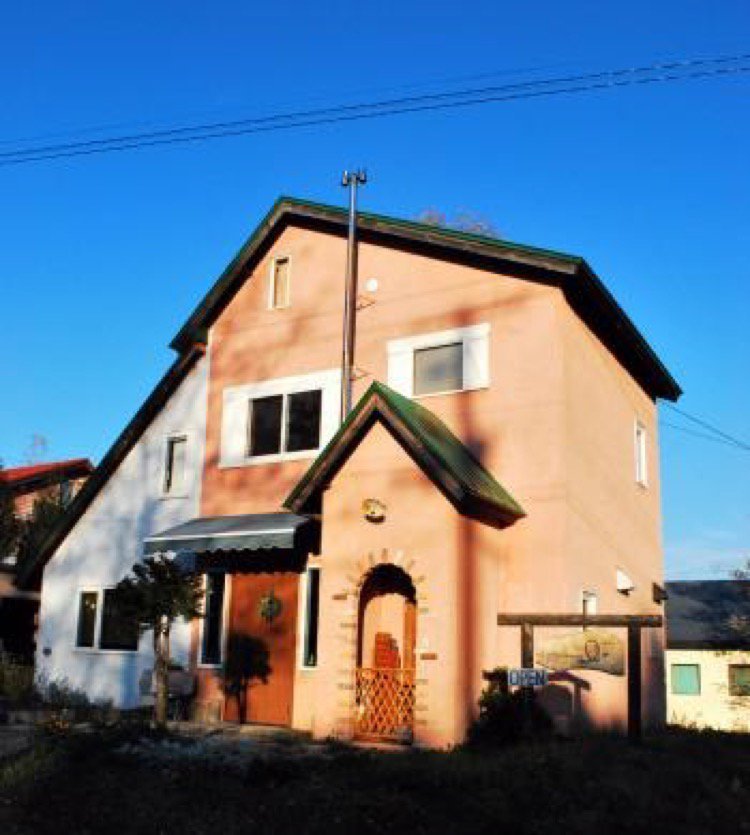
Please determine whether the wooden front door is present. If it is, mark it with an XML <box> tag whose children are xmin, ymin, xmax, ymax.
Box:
<box><xmin>224</xmin><ymin>573</ymin><xmax>299</xmax><ymax>726</ymax></box>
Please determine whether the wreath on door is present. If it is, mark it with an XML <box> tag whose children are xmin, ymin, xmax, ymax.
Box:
<box><xmin>259</xmin><ymin>589</ymin><xmax>283</xmax><ymax>625</ymax></box>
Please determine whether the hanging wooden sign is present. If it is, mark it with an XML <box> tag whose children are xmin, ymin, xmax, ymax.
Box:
<box><xmin>535</xmin><ymin>629</ymin><xmax>625</xmax><ymax>676</ymax></box>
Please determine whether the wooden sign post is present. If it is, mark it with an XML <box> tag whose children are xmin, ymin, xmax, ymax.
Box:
<box><xmin>497</xmin><ymin>613</ymin><xmax>663</xmax><ymax>741</ymax></box>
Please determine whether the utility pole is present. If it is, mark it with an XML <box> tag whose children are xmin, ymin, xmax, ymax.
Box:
<box><xmin>340</xmin><ymin>169</ymin><xmax>367</xmax><ymax>422</ymax></box>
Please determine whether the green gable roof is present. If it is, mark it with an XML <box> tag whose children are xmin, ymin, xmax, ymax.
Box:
<box><xmin>285</xmin><ymin>381</ymin><xmax>525</xmax><ymax>528</ymax></box>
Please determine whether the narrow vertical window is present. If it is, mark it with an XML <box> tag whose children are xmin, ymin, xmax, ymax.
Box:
<box><xmin>302</xmin><ymin>567</ymin><xmax>320</xmax><ymax>667</ymax></box>
<box><xmin>201</xmin><ymin>573</ymin><xmax>226</xmax><ymax>666</ymax></box>
<box><xmin>635</xmin><ymin>421</ymin><xmax>648</xmax><ymax>487</ymax></box>
<box><xmin>271</xmin><ymin>257</ymin><xmax>290</xmax><ymax>309</ymax></box>
<box><xmin>76</xmin><ymin>591</ymin><xmax>98</xmax><ymax>648</ymax></box>
<box><xmin>164</xmin><ymin>435</ymin><xmax>187</xmax><ymax>495</ymax></box>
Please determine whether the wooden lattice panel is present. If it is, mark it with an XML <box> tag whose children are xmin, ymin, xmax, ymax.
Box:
<box><xmin>355</xmin><ymin>668</ymin><xmax>415</xmax><ymax>741</ymax></box>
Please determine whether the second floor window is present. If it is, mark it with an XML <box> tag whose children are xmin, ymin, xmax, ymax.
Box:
<box><xmin>414</xmin><ymin>342</ymin><xmax>464</xmax><ymax>396</ymax></box>
<box><xmin>387</xmin><ymin>323</ymin><xmax>490</xmax><ymax>398</ymax></box>
<box><xmin>270</xmin><ymin>256</ymin><xmax>290</xmax><ymax>309</ymax></box>
<box><xmin>634</xmin><ymin>421</ymin><xmax>648</xmax><ymax>487</ymax></box>
<box><xmin>247</xmin><ymin>389</ymin><xmax>322</xmax><ymax>458</ymax></box>
<box><xmin>163</xmin><ymin>435</ymin><xmax>187</xmax><ymax>495</ymax></box>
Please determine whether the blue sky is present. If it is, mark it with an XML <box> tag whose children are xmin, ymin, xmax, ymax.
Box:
<box><xmin>1</xmin><ymin>1</ymin><xmax>748</xmax><ymax>580</ymax></box>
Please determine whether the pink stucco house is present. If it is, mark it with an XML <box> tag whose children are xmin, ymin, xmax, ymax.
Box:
<box><xmin>33</xmin><ymin>197</ymin><xmax>679</xmax><ymax>746</ymax></box>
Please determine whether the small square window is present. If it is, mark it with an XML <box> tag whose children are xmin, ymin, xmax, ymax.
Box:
<box><xmin>271</xmin><ymin>257</ymin><xmax>290</xmax><ymax>309</ymax></box>
<box><xmin>671</xmin><ymin>663</ymin><xmax>700</xmax><ymax>695</ymax></box>
<box><xmin>76</xmin><ymin>591</ymin><xmax>98</xmax><ymax>648</ymax></box>
<box><xmin>164</xmin><ymin>436</ymin><xmax>187</xmax><ymax>495</ymax></box>
<box><xmin>413</xmin><ymin>342</ymin><xmax>463</xmax><ymax>396</ymax></box>
<box><xmin>729</xmin><ymin>665</ymin><xmax>750</xmax><ymax>697</ymax></box>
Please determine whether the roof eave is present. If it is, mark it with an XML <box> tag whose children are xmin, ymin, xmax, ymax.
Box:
<box><xmin>14</xmin><ymin>345</ymin><xmax>205</xmax><ymax>590</ymax></box>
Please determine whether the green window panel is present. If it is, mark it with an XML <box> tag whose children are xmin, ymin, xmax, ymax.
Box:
<box><xmin>671</xmin><ymin>663</ymin><xmax>701</xmax><ymax>695</ymax></box>
<box><xmin>729</xmin><ymin>665</ymin><xmax>750</xmax><ymax>697</ymax></box>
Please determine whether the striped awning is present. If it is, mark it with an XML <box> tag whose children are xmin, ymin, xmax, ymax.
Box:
<box><xmin>143</xmin><ymin>512</ymin><xmax>312</xmax><ymax>556</ymax></box>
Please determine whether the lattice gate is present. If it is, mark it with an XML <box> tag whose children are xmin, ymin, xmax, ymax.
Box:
<box><xmin>355</xmin><ymin>668</ymin><xmax>416</xmax><ymax>742</ymax></box>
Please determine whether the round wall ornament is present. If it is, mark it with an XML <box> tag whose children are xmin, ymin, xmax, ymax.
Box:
<box><xmin>362</xmin><ymin>498</ymin><xmax>386</xmax><ymax>523</ymax></box>
<box><xmin>259</xmin><ymin>589</ymin><xmax>283</xmax><ymax>625</ymax></box>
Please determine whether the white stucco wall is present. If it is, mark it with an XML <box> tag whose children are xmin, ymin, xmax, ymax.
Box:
<box><xmin>36</xmin><ymin>355</ymin><xmax>209</xmax><ymax>708</ymax></box>
<box><xmin>667</xmin><ymin>648</ymin><xmax>750</xmax><ymax>731</ymax></box>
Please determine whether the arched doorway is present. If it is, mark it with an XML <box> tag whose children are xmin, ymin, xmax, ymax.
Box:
<box><xmin>355</xmin><ymin>564</ymin><xmax>417</xmax><ymax>742</ymax></box>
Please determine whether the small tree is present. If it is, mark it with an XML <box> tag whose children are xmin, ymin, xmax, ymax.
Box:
<box><xmin>111</xmin><ymin>554</ymin><xmax>203</xmax><ymax>726</ymax></box>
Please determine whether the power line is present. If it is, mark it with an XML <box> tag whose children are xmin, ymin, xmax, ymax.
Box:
<box><xmin>0</xmin><ymin>51</ymin><xmax>748</xmax><ymax>167</ymax></box>
<box><xmin>663</xmin><ymin>404</ymin><xmax>750</xmax><ymax>452</ymax></box>
<box><xmin>661</xmin><ymin>420</ymin><xmax>750</xmax><ymax>451</ymax></box>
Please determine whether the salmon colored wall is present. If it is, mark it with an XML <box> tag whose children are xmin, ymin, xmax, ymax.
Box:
<box><xmin>308</xmin><ymin>422</ymin><xmax>483</xmax><ymax>747</ymax></box>
<box><xmin>558</xmin><ymin>297</ymin><xmax>665</xmax><ymax>729</ymax></box>
<box><xmin>201</xmin><ymin>225</ymin><xmax>565</xmax><ymax>518</ymax></box>
<box><xmin>198</xmin><ymin>222</ymin><xmax>667</xmax><ymax>741</ymax></box>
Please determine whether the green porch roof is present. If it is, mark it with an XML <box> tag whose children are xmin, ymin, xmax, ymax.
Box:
<box><xmin>285</xmin><ymin>381</ymin><xmax>525</xmax><ymax>528</ymax></box>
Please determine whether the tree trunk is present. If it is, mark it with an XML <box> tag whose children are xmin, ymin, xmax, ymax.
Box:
<box><xmin>154</xmin><ymin>616</ymin><xmax>170</xmax><ymax>727</ymax></box>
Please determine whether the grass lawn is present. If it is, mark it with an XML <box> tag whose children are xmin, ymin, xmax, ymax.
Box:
<box><xmin>1</xmin><ymin>725</ymin><xmax>750</xmax><ymax>834</ymax></box>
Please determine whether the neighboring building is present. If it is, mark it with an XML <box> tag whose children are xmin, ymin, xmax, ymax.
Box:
<box><xmin>29</xmin><ymin>197</ymin><xmax>680</xmax><ymax>745</ymax></box>
<box><xmin>0</xmin><ymin>458</ymin><xmax>92</xmax><ymax>660</ymax></box>
<box><xmin>666</xmin><ymin>580</ymin><xmax>750</xmax><ymax>731</ymax></box>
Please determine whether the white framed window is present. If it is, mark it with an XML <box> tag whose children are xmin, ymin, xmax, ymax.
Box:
<box><xmin>162</xmin><ymin>433</ymin><xmax>189</xmax><ymax>497</ymax></box>
<box><xmin>298</xmin><ymin>566</ymin><xmax>321</xmax><ymax>669</ymax></box>
<box><xmin>199</xmin><ymin>573</ymin><xmax>230</xmax><ymax>667</ymax></box>
<box><xmin>269</xmin><ymin>256</ymin><xmax>291</xmax><ymax>309</ymax></box>
<box><xmin>74</xmin><ymin>588</ymin><xmax>139</xmax><ymax>653</ymax></box>
<box><xmin>387</xmin><ymin>323</ymin><xmax>490</xmax><ymax>398</ymax></box>
<box><xmin>247</xmin><ymin>389</ymin><xmax>322</xmax><ymax>458</ymax></box>
<box><xmin>634</xmin><ymin>420</ymin><xmax>648</xmax><ymax>487</ymax></box>
<box><xmin>220</xmin><ymin>369</ymin><xmax>341</xmax><ymax>468</ymax></box>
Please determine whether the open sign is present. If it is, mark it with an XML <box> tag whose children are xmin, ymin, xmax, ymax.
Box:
<box><xmin>508</xmin><ymin>668</ymin><xmax>548</xmax><ymax>688</ymax></box>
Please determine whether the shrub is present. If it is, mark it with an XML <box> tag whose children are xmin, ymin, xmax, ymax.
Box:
<box><xmin>34</xmin><ymin>674</ymin><xmax>114</xmax><ymax>724</ymax></box>
<box><xmin>466</xmin><ymin>667</ymin><xmax>552</xmax><ymax>748</ymax></box>
<box><xmin>0</xmin><ymin>655</ymin><xmax>35</xmax><ymax>705</ymax></box>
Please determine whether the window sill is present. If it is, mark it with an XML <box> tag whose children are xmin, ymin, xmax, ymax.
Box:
<box><xmin>412</xmin><ymin>384</ymin><xmax>487</xmax><ymax>401</ymax></box>
<box><xmin>72</xmin><ymin>647</ymin><xmax>140</xmax><ymax>656</ymax></box>
<box><xmin>219</xmin><ymin>449</ymin><xmax>320</xmax><ymax>469</ymax></box>
<box><xmin>197</xmin><ymin>663</ymin><xmax>223</xmax><ymax>670</ymax></box>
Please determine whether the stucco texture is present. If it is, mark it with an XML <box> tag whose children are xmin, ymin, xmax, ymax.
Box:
<box><xmin>197</xmin><ymin>223</ymin><xmax>666</xmax><ymax>743</ymax></box>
